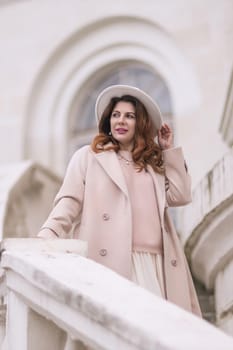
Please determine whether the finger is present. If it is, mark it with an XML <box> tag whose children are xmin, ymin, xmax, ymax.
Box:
<box><xmin>160</xmin><ymin>125</ymin><xmax>167</xmax><ymax>134</ymax></box>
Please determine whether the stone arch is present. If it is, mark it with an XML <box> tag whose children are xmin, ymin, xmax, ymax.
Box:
<box><xmin>24</xmin><ymin>15</ymin><xmax>201</xmax><ymax>175</ymax></box>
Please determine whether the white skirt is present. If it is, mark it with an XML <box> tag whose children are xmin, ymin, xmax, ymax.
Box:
<box><xmin>131</xmin><ymin>251</ymin><xmax>165</xmax><ymax>298</ymax></box>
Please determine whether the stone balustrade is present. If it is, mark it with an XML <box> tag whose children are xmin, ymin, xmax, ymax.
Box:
<box><xmin>181</xmin><ymin>149</ymin><xmax>233</xmax><ymax>334</ymax></box>
<box><xmin>1</xmin><ymin>238</ymin><xmax>233</xmax><ymax>350</ymax></box>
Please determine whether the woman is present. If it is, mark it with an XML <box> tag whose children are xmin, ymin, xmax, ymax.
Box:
<box><xmin>38</xmin><ymin>85</ymin><xmax>202</xmax><ymax>317</ymax></box>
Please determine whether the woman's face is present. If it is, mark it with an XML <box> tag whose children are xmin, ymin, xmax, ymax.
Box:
<box><xmin>110</xmin><ymin>101</ymin><xmax>136</xmax><ymax>151</ymax></box>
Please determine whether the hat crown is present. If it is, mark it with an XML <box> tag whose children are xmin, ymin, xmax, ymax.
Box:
<box><xmin>95</xmin><ymin>84</ymin><xmax>163</xmax><ymax>131</ymax></box>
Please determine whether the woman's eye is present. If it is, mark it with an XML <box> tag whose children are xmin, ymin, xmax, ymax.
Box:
<box><xmin>127</xmin><ymin>114</ymin><xmax>135</xmax><ymax>119</ymax></box>
<box><xmin>111</xmin><ymin>112</ymin><xmax>119</xmax><ymax>118</ymax></box>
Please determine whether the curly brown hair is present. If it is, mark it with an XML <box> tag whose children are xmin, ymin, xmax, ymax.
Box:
<box><xmin>91</xmin><ymin>95</ymin><xmax>164</xmax><ymax>173</ymax></box>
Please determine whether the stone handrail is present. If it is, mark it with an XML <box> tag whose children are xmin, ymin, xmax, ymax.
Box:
<box><xmin>1</xmin><ymin>239</ymin><xmax>233</xmax><ymax>350</ymax></box>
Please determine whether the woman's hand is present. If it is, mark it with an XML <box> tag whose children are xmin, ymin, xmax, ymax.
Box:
<box><xmin>158</xmin><ymin>123</ymin><xmax>174</xmax><ymax>150</ymax></box>
<box><xmin>37</xmin><ymin>228</ymin><xmax>58</xmax><ymax>239</ymax></box>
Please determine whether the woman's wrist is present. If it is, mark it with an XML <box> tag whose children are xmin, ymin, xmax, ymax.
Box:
<box><xmin>161</xmin><ymin>144</ymin><xmax>174</xmax><ymax>150</ymax></box>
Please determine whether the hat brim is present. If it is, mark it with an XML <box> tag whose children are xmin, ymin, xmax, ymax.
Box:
<box><xmin>95</xmin><ymin>85</ymin><xmax>163</xmax><ymax>132</ymax></box>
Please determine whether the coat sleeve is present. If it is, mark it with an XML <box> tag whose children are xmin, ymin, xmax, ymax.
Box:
<box><xmin>163</xmin><ymin>147</ymin><xmax>192</xmax><ymax>207</ymax></box>
<box><xmin>38</xmin><ymin>146</ymin><xmax>89</xmax><ymax>238</ymax></box>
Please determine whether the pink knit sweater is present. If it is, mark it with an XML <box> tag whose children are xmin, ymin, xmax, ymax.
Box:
<box><xmin>118</xmin><ymin>151</ymin><xmax>162</xmax><ymax>254</ymax></box>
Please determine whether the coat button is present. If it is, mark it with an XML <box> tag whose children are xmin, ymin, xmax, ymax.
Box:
<box><xmin>99</xmin><ymin>249</ymin><xmax>107</xmax><ymax>256</ymax></box>
<box><xmin>171</xmin><ymin>259</ymin><xmax>177</xmax><ymax>267</ymax></box>
<box><xmin>102</xmin><ymin>213</ymin><xmax>110</xmax><ymax>221</ymax></box>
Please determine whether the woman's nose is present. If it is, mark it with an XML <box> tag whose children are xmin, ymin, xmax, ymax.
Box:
<box><xmin>118</xmin><ymin>114</ymin><xmax>125</xmax><ymax>123</ymax></box>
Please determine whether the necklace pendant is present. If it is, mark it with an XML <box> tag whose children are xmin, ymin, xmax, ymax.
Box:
<box><xmin>118</xmin><ymin>153</ymin><xmax>132</xmax><ymax>165</ymax></box>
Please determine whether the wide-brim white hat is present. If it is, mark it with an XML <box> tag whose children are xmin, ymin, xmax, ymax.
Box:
<box><xmin>95</xmin><ymin>84</ymin><xmax>163</xmax><ymax>131</ymax></box>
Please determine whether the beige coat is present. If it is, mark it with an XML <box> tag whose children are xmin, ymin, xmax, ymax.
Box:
<box><xmin>40</xmin><ymin>145</ymin><xmax>201</xmax><ymax>317</ymax></box>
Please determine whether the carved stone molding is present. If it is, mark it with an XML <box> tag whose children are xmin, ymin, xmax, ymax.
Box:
<box><xmin>0</xmin><ymin>161</ymin><xmax>61</xmax><ymax>240</ymax></box>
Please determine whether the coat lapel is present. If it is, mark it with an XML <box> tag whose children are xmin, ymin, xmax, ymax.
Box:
<box><xmin>93</xmin><ymin>150</ymin><xmax>129</xmax><ymax>197</ymax></box>
<box><xmin>93</xmin><ymin>150</ymin><xmax>165</xmax><ymax>208</ymax></box>
<box><xmin>147</xmin><ymin>166</ymin><xmax>166</xmax><ymax>224</ymax></box>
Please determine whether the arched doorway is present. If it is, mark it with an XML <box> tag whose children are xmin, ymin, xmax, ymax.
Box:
<box><xmin>24</xmin><ymin>16</ymin><xmax>200</xmax><ymax>175</ymax></box>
